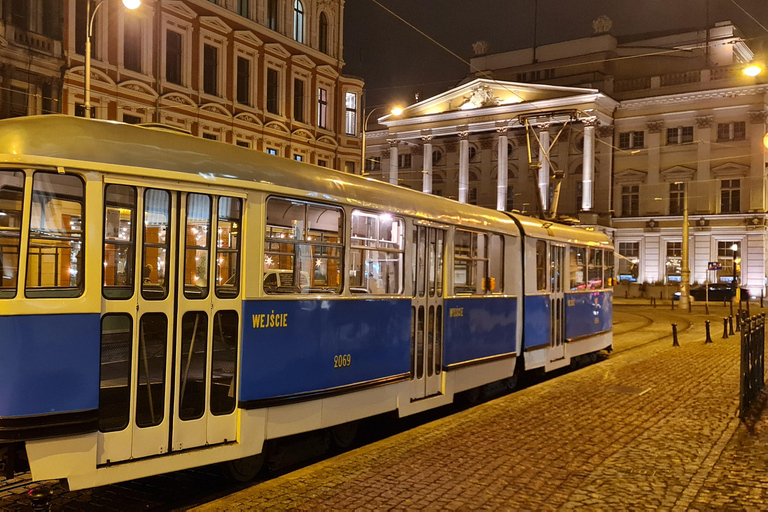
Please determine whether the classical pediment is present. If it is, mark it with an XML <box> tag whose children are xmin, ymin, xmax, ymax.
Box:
<box><xmin>235</xmin><ymin>112</ymin><xmax>262</xmax><ymax>125</ymax></box>
<box><xmin>317</xmin><ymin>135</ymin><xmax>338</xmax><ymax>147</ymax></box>
<box><xmin>660</xmin><ymin>165</ymin><xmax>695</xmax><ymax>182</ymax></box>
<box><xmin>614</xmin><ymin>168</ymin><xmax>647</xmax><ymax>183</ymax></box>
<box><xmin>292</xmin><ymin>129</ymin><xmax>315</xmax><ymax>141</ymax></box>
<box><xmin>164</xmin><ymin>0</ymin><xmax>196</xmax><ymax>19</ymax></box>
<box><xmin>264</xmin><ymin>43</ymin><xmax>291</xmax><ymax>58</ymax></box>
<box><xmin>67</xmin><ymin>66</ymin><xmax>115</xmax><ymax>86</ymax></box>
<box><xmin>317</xmin><ymin>65</ymin><xmax>340</xmax><ymax>79</ymax></box>
<box><xmin>234</xmin><ymin>31</ymin><xmax>263</xmax><ymax>47</ymax></box>
<box><xmin>291</xmin><ymin>55</ymin><xmax>316</xmax><ymax>69</ymax></box>
<box><xmin>200</xmin><ymin>16</ymin><xmax>232</xmax><ymax>34</ymax></box>
<box><xmin>160</xmin><ymin>92</ymin><xmax>196</xmax><ymax>108</ymax></box>
<box><xmin>711</xmin><ymin>162</ymin><xmax>750</xmax><ymax>178</ymax></box>
<box><xmin>200</xmin><ymin>103</ymin><xmax>232</xmax><ymax>118</ymax></box>
<box><xmin>265</xmin><ymin>121</ymin><xmax>289</xmax><ymax>133</ymax></box>
<box><xmin>118</xmin><ymin>80</ymin><xmax>158</xmax><ymax>98</ymax></box>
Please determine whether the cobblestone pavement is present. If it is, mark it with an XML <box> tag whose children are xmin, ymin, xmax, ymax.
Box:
<box><xmin>193</xmin><ymin>301</ymin><xmax>768</xmax><ymax>510</ymax></box>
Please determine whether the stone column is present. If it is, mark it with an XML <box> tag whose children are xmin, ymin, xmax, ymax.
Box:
<box><xmin>646</xmin><ymin>121</ymin><xmax>663</xmax><ymax>186</ymax></box>
<box><xmin>538</xmin><ymin>125</ymin><xmax>550</xmax><ymax>213</ymax></box>
<box><xmin>422</xmin><ymin>135</ymin><xmax>433</xmax><ymax>194</ymax></box>
<box><xmin>748</xmin><ymin>110</ymin><xmax>767</xmax><ymax>211</ymax></box>
<box><xmin>582</xmin><ymin>118</ymin><xmax>596</xmax><ymax>211</ymax></box>
<box><xmin>496</xmin><ymin>127</ymin><xmax>509</xmax><ymax>211</ymax></box>
<box><xmin>388</xmin><ymin>139</ymin><xmax>399</xmax><ymax>186</ymax></box>
<box><xmin>459</xmin><ymin>131</ymin><xmax>469</xmax><ymax>203</ymax></box>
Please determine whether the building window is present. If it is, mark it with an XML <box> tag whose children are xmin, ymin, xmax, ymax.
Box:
<box><xmin>618</xmin><ymin>131</ymin><xmax>644</xmax><ymax>150</ymax></box>
<box><xmin>236</xmin><ymin>140</ymin><xmax>250</xmax><ymax>148</ymax></box>
<box><xmin>11</xmin><ymin>0</ymin><xmax>28</xmax><ymax>29</ymax></box>
<box><xmin>669</xmin><ymin>182</ymin><xmax>685</xmax><ymax>215</ymax></box>
<box><xmin>618</xmin><ymin>241</ymin><xmax>639</xmax><ymax>282</ymax></box>
<box><xmin>345</xmin><ymin>162</ymin><xmax>355</xmax><ymax>173</ymax></box>
<box><xmin>75</xmin><ymin>103</ymin><xmax>96</xmax><ymax>118</ymax></box>
<box><xmin>721</xmin><ymin>179</ymin><xmax>740</xmax><ymax>213</ymax></box>
<box><xmin>317</xmin><ymin>87</ymin><xmax>328</xmax><ymax>129</ymax></box>
<box><xmin>267</xmin><ymin>68</ymin><xmax>279</xmax><ymax>115</ymax></box>
<box><xmin>398</xmin><ymin>154</ymin><xmax>411</xmax><ymax>168</ymax></box>
<box><xmin>266</xmin><ymin>147</ymin><xmax>278</xmax><ymax>156</ymax></box>
<box><xmin>717</xmin><ymin>241</ymin><xmax>740</xmax><ymax>284</ymax></box>
<box><xmin>665</xmin><ymin>242</ymin><xmax>682</xmax><ymax>283</ymax></box>
<box><xmin>294</xmin><ymin>154</ymin><xmax>303</xmax><ymax>162</ymax></box>
<box><xmin>166</xmin><ymin>30</ymin><xmax>183</xmax><ymax>85</ymax></box>
<box><xmin>318</xmin><ymin>12</ymin><xmax>329</xmax><ymax>54</ymax></box>
<box><xmin>203</xmin><ymin>44</ymin><xmax>218</xmax><ymax>96</ymax></box>
<box><xmin>293</xmin><ymin>78</ymin><xmax>305</xmax><ymax>123</ymax></box>
<box><xmin>666</xmin><ymin>126</ymin><xmax>693</xmax><ymax>145</ymax></box>
<box><xmin>8</xmin><ymin>88</ymin><xmax>27</xmax><ymax>118</ymax></box>
<box><xmin>123</xmin><ymin>114</ymin><xmax>142</xmax><ymax>124</ymax></box>
<box><xmin>717</xmin><ymin>121</ymin><xmax>746</xmax><ymax>142</ymax></box>
<box><xmin>238</xmin><ymin>0</ymin><xmax>249</xmax><ymax>18</ymax></box>
<box><xmin>236</xmin><ymin>57</ymin><xmax>250</xmax><ymax>105</ymax></box>
<box><xmin>318</xmin><ymin>159</ymin><xmax>327</xmax><ymax>167</ymax></box>
<box><xmin>365</xmin><ymin>156</ymin><xmax>380</xmax><ymax>173</ymax></box>
<box><xmin>432</xmin><ymin>148</ymin><xmax>443</xmax><ymax>165</ymax></box>
<box><xmin>124</xmin><ymin>14</ymin><xmax>142</xmax><ymax>73</ymax></box>
<box><xmin>293</xmin><ymin>0</ymin><xmax>304</xmax><ymax>44</ymax></box>
<box><xmin>345</xmin><ymin>92</ymin><xmax>357</xmax><ymax>135</ymax></box>
<box><xmin>202</xmin><ymin>133</ymin><xmax>217</xmax><ymax>141</ymax></box>
<box><xmin>468</xmin><ymin>146</ymin><xmax>478</xmax><ymax>162</ymax></box>
<box><xmin>621</xmin><ymin>185</ymin><xmax>639</xmax><ymax>216</ymax></box>
<box><xmin>267</xmin><ymin>0</ymin><xmax>278</xmax><ymax>30</ymax></box>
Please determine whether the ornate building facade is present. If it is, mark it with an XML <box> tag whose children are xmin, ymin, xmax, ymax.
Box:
<box><xmin>364</xmin><ymin>21</ymin><xmax>768</xmax><ymax>295</ymax></box>
<box><xmin>44</xmin><ymin>0</ymin><xmax>362</xmax><ymax>171</ymax></box>
<box><xmin>0</xmin><ymin>1</ymin><xmax>64</xmax><ymax>118</ymax></box>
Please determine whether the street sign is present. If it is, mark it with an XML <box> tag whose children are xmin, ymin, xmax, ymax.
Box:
<box><xmin>708</xmin><ymin>262</ymin><xmax>722</xmax><ymax>271</ymax></box>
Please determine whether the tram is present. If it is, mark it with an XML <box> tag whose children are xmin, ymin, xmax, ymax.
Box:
<box><xmin>0</xmin><ymin>116</ymin><xmax>613</xmax><ymax>489</ymax></box>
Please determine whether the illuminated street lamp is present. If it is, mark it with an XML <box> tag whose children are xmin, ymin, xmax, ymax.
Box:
<box><xmin>744</xmin><ymin>64</ymin><xmax>763</xmax><ymax>77</ymax></box>
<box><xmin>360</xmin><ymin>105</ymin><xmax>403</xmax><ymax>175</ymax></box>
<box><xmin>731</xmin><ymin>243</ymin><xmax>739</xmax><ymax>287</ymax></box>
<box><xmin>84</xmin><ymin>0</ymin><xmax>141</xmax><ymax>117</ymax></box>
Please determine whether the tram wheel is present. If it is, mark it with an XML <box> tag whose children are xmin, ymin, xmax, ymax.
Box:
<box><xmin>222</xmin><ymin>452</ymin><xmax>266</xmax><ymax>482</ymax></box>
<box><xmin>330</xmin><ymin>421</ymin><xmax>359</xmax><ymax>450</ymax></box>
<box><xmin>505</xmin><ymin>372</ymin><xmax>519</xmax><ymax>391</ymax></box>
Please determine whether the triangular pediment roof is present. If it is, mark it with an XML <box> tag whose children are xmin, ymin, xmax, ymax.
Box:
<box><xmin>381</xmin><ymin>78</ymin><xmax>618</xmax><ymax>128</ymax></box>
<box><xmin>234</xmin><ymin>31</ymin><xmax>263</xmax><ymax>47</ymax></box>
<box><xmin>291</xmin><ymin>55</ymin><xmax>316</xmax><ymax>69</ymax></box>
<box><xmin>264</xmin><ymin>43</ymin><xmax>291</xmax><ymax>58</ymax></box>
<box><xmin>317</xmin><ymin>65</ymin><xmax>340</xmax><ymax>79</ymax></box>
<box><xmin>200</xmin><ymin>16</ymin><xmax>233</xmax><ymax>34</ymax></box>
<box><xmin>164</xmin><ymin>0</ymin><xmax>196</xmax><ymax>19</ymax></box>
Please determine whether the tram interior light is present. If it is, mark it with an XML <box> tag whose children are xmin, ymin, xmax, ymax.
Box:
<box><xmin>122</xmin><ymin>0</ymin><xmax>141</xmax><ymax>9</ymax></box>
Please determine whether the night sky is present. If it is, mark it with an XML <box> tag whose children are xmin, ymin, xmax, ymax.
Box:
<box><xmin>343</xmin><ymin>0</ymin><xmax>768</xmax><ymax>110</ymax></box>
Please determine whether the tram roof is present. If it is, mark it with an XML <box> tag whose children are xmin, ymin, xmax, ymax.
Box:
<box><xmin>0</xmin><ymin>116</ymin><xmax>610</xmax><ymax>246</ymax></box>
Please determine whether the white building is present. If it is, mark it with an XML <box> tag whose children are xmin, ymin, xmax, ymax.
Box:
<box><xmin>364</xmin><ymin>20</ymin><xmax>768</xmax><ymax>296</ymax></box>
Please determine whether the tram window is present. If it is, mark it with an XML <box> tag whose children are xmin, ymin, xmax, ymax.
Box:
<box><xmin>103</xmin><ymin>185</ymin><xmax>136</xmax><ymax>299</ymax></box>
<box><xmin>142</xmin><ymin>189</ymin><xmax>170</xmax><ymax>300</ymax></box>
<box><xmin>604</xmin><ymin>251</ymin><xmax>615</xmax><ymax>288</ymax></box>
<box><xmin>99</xmin><ymin>314</ymin><xmax>132</xmax><ymax>432</ymax></box>
<box><xmin>26</xmin><ymin>172</ymin><xmax>84</xmax><ymax>298</ymax></box>
<box><xmin>179</xmin><ymin>311</ymin><xmax>208</xmax><ymax>421</ymax></box>
<box><xmin>588</xmin><ymin>248</ymin><xmax>603</xmax><ymax>289</ymax></box>
<box><xmin>264</xmin><ymin>197</ymin><xmax>343</xmax><ymax>294</ymax></box>
<box><xmin>136</xmin><ymin>313</ymin><xmax>167</xmax><ymax>428</ymax></box>
<box><xmin>216</xmin><ymin>197</ymin><xmax>241</xmax><ymax>298</ymax></box>
<box><xmin>536</xmin><ymin>240</ymin><xmax>547</xmax><ymax>292</ymax></box>
<box><xmin>569</xmin><ymin>246</ymin><xmax>587</xmax><ymax>290</ymax></box>
<box><xmin>436</xmin><ymin>231</ymin><xmax>444</xmax><ymax>298</ymax></box>
<box><xmin>349</xmin><ymin>210</ymin><xmax>404</xmax><ymax>294</ymax></box>
<box><xmin>453</xmin><ymin>229</ymin><xmax>488</xmax><ymax>295</ymax></box>
<box><xmin>211</xmin><ymin>310</ymin><xmax>238</xmax><ymax>416</ymax></box>
<box><xmin>487</xmin><ymin>234</ymin><xmax>503</xmax><ymax>294</ymax></box>
<box><xmin>184</xmin><ymin>194</ymin><xmax>211</xmax><ymax>299</ymax></box>
<box><xmin>0</xmin><ymin>170</ymin><xmax>24</xmax><ymax>298</ymax></box>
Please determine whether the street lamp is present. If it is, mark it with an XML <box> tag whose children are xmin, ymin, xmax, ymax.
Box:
<box><xmin>84</xmin><ymin>0</ymin><xmax>141</xmax><ymax>117</ymax></box>
<box><xmin>731</xmin><ymin>243</ymin><xmax>738</xmax><ymax>286</ymax></box>
<box><xmin>744</xmin><ymin>64</ymin><xmax>763</xmax><ymax>77</ymax></box>
<box><xmin>360</xmin><ymin>105</ymin><xmax>402</xmax><ymax>175</ymax></box>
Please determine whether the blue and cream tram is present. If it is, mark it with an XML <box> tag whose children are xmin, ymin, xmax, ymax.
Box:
<box><xmin>0</xmin><ymin>116</ymin><xmax>613</xmax><ymax>489</ymax></box>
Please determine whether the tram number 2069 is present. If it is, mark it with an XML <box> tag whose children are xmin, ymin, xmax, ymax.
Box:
<box><xmin>334</xmin><ymin>354</ymin><xmax>352</xmax><ymax>368</ymax></box>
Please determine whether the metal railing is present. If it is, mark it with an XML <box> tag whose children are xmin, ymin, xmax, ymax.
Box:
<box><xmin>739</xmin><ymin>312</ymin><xmax>765</xmax><ymax>419</ymax></box>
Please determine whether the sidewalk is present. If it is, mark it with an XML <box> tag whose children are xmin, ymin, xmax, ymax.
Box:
<box><xmin>193</xmin><ymin>304</ymin><xmax>768</xmax><ymax>510</ymax></box>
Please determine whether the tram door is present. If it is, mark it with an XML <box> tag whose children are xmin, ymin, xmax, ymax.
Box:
<box><xmin>549</xmin><ymin>244</ymin><xmax>566</xmax><ymax>361</ymax></box>
<box><xmin>98</xmin><ymin>185</ymin><xmax>242</xmax><ymax>465</ymax></box>
<box><xmin>411</xmin><ymin>226</ymin><xmax>445</xmax><ymax>399</ymax></box>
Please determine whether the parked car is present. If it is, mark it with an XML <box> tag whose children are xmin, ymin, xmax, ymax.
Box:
<box><xmin>673</xmin><ymin>283</ymin><xmax>746</xmax><ymax>301</ymax></box>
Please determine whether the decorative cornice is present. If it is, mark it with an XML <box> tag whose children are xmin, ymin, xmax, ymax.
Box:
<box><xmin>695</xmin><ymin>115</ymin><xmax>713</xmax><ymax>128</ymax></box>
<box><xmin>621</xmin><ymin>85</ymin><xmax>768</xmax><ymax>111</ymax></box>
<box><xmin>646</xmin><ymin>121</ymin><xmax>664</xmax><ymax>133</ymax></box>
<box><xmin>748</xmin><ymin>110</ymin><xmax>768</xmax><ymax>124</ymax></box>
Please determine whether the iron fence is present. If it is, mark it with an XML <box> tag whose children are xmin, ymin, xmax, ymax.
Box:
<box><xmin>740</xmin><ymin>312</ymin><xmax>765</xmax><ymax>419</ymax></box>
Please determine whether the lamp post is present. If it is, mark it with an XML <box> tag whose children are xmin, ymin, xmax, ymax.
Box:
<box><xmin>361</xmin><ymin>105</ymin><xmax>402</xmax><ymax>175</ymax></box>
<box><xmin>731</xmin><ymin>243</ymin><xmax>738</xmax><ymax>286</ymax></box>
<box><xmin>679</xmin><ymin>181</ymin><xmax>690</xmax><ymax>311</ymax></box>
<box><xmin>84</xmin><ymin>0</ymin><xmax>141</xmax><ymax>118</ymax></box>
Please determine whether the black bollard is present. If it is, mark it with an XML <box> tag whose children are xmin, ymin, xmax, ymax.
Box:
<box><xmin>723</xmin><ymin>318</ymin><xmax>729</xmax><ymax>339</ymax></box>
<box><xmin>705</xmin><ymin>320</ymin><xmax>713</xmax><ymax>344</ymax></box>
<box><xmin>729</xmin><ymin>315</ymin><xmax>735</xmax><ymax>335</ymax></box>
<box><xmin>28</xmin><ymin>487</ymin><xmax>53</xmax><ymax>512</ymax></box>
<box><xmin>671</xmin><ymin>298</ymin><xmax>675</xmax><ymax>310</ymax></box>
<box><xmin>736</xmin><ymin>310</ymin><xmax>741</xmax><ymax>332</ymax></box>
<box><xmin>672</xmin><ymin>323</ymin><xmax>679</xmax><ymax>347</ymax></box>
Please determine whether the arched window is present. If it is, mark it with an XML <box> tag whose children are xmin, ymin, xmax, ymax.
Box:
<box><xmin>293</xmin><ymin>0</ymin><xmax>304</xmax><ymax>44</ymax></box>
<box><xmin>318</xmin><ymin>12</ymin><xmax>328</xmax><ymax>54</ymax></box>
